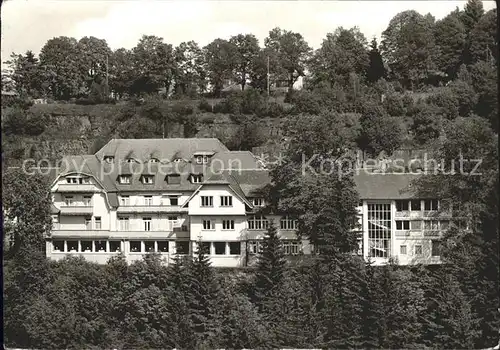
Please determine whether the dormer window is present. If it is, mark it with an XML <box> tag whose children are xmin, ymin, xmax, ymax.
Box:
<box><xmin>149</xmin><ymin>158</ymin><xmax>159</xmax><ymax>163</ymax></box>
<box><xmin>196</xmin><ymin>155</ymin><xmax>209</xmax><ymax>164</ymax></box>
<box><xmin>190</xmin><ymin>174</ymin><xmax>203</xmax><ymax>184</ymax></box>
<box><xmin>66</xmin><ymin>176</ymin><xmax>90</xmax><ymax>184</ymax></box>
<box><xmin>253</xmin><ymin>198</ymin><xmax>264</xmax><ymax>207</ymax></box>
<box><xmin>173</xmin><ymin>158</ymin><xmax>183</xmax><ymax>163</ymax></box>
<box><xmin>104</xmin><ymin>156</ymin><xmax>114</xmax><ymax>163</ymax></box>
<box><xmin>141</xmin><ymin>175</ymin><xmax>154</xmax><ymax>184</ymax></box>
<box><xmin>126</xmin><ymin>158</ymin><xmax>137</xmax><ymax>163</ymax></box>
<box><xmin>118</xmin><ymin>175</ymin><xmax>131</xmax><ymax>184</ymax></box>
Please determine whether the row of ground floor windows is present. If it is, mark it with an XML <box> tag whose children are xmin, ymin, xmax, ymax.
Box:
<box><xmin>51</xmin><ymin>240</ymin><xmax>303</xmax><ymax>256</ymax></box>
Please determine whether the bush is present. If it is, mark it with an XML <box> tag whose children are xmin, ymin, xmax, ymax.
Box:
<box><xmin>198</xmin><ymin>99</ymin><xmax>213</xmax><ymax>113</ymax></box>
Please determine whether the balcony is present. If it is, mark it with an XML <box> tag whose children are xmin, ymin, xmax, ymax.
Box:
<box><xmin>51</xmin><ymin>229</ymin><xmax>110</xmax><ymax>238</ymax></box>
<box><xmin>116</xmin><ymin>204</ymin><xmax>188</xmax><ymax>214</ymax></box>
<box><xmin>59</xmin><ymin>205</ymin><xmax>93</xmax><ymax>215</ymax></box>
<box><xmin>57</xmin><ymin>184</ymin><xmax>97</xmax><ymax>192</ymax></box>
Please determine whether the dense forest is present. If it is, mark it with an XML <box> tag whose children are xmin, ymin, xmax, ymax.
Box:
<box><xmin>2</xmin><ymin>1</ymin><xmax>499</xmax><ymax>349</ymax></box>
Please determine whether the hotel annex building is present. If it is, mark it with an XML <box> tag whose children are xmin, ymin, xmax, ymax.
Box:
<box><xmin>47</xmin><ymin>138</ymin><xmax>450</xmax><ymax>267</ymax></box>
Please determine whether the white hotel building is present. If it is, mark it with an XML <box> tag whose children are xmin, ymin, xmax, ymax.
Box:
<box><xmin>47</xmin><ymin>138</ymin><xmax>450</xmax><ymax>267</ymax></box>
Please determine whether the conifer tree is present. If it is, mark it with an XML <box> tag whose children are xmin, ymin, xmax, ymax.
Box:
<box><xmin>254</xmin><ymin>222</ymin><xmax>287</xmax><ymax>305</ymax></box>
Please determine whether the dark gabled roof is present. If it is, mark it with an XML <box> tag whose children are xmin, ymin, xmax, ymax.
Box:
<box><xmin>95</xmin><ymin>138</ymin><xmax>229</xmax><ymax>163</ymax></box>
<box><xmin>211</xmin><ymin>151</ymin><xmax>263</xmax><ymax>171</ymax></box>
<box><xmin>353</xmin><ymin>172</ymin><xmax>420</xmax><ymax>199</ymax></box>
<box><xmin>229</xmin><ymin>169</ymin><xmax>271</xmax><ymax>197</ymax></box>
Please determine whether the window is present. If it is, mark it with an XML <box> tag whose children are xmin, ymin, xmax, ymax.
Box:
<box><xmin>253</xmin><ymin>198</ymin><xmax>264</xmax><ymax>207</ymax></box>
<box><xmin>229</xmin><ymin>242</ymin><xmax>241</xmax><ymax>255</ymax></box>
<box><xmin>81</xmin><ymin>241</ymin><xmax>92</xmax><ymax>252</ymax></box>
<box><xmin>191</xmin><ymin>174</ymin><xmax>203</xmax><ymax>183</ymax></box>
<box><xmin>67</xmin><ymin>240</ymin><xmax>79</xmax><ymax>252</ymax></box>
<box><xmin>126</xmin><ymin>158</ymin><xmax>136</xmax><ymax>163</ymax></box>
<box><xmin>166</xmin><ymin>174</ymin><xmax>181</xmax><ymax>184</ymax></box>
<box><xmin>157</xmin><ymin>241</ymin><xmax>169</xmax><ymax>252</ymax></box>
<box><xmin>220</xmin><ymin>196</ymin><xmax>233</xmax><ymax>207</ymax></box>
<box><xmin>109</xmin><ymin>241</ymin><xmax>121</xmax><ymax>252</ymax></box>
<box><xmin>81</xmin><ymin>177</ymin><xmax>90</xmax><ymax>184</ymax></box>
<box><xmin>119</xmin><ymin>175</ymin><xmax>131</xmax><ymax>184</ymax></box>
<box><xmin>247</xmin><ymin>216</ymin><xmax>269</xmax><ymax>230</ymax></box>
<box><xmin>248</xmin><ymin>241</ymin><xmax>263</xmax><ymax>254</ymax></box>
<box><xmin>280</xmin><ymin>216</ymin><xmax>298</xmax><ymax>230</ymax></box>
<box><xmin>66</xmin><ymin>177</ymin><xmax>78</xmax><ymax>184</ymax></box>
<box><xmin>173</xmin><ymin>158</ymin><xmax>183</xmax><ymax>163</ymax></box>
<box><xmin>83</xmin><ymin>195</ymin><xmax>92</xmax><ymax>206</ymax></box>
<box><xmin>145</xmin><ymin>241</ymin><xmax>155</xmax><ymax>252</ymax></box>
<box><xmin>424</xmin><ymin>220</ymin><xmax>439</xmax><ymax>230</ymax></box>
<box><xmin>368</xmin><ymin>203</ymin><xmax>391</xmax><ymax>258</ymax></box>
<box><xmin>415</xmin><ymin>245</ymin><xmax>423</xmax><ymax>255</ymax></box>
<box><xmin>410</xmin><ymin>220</ymin><xmax>422</xmax><ymax>230</ymax></box>
<box><xmin>176</xmin><ymin>241</ymin><xmax>189</xmax><ymax>255</ymax></box>
<box><xmin>201</xmin><ymin>196</ymin><xmax>213</xmax><ymax>207</ymax></box>
<box><xmin>94</xmin><ymin>217</ymin><xmax>101</xmax><ymax>230</ymax></box>
<box><xmin>168</xmin><ymin>216</ymin><xmax>179</xmax><ymax>228</ymax></box>
<box><xmin>195</xmin><ymin>155</ymin><xmax>208</xmax><ymax>164</ymax></box>
<box><xmin>169</xmin><ymin>196</ymin><xmax>179</xmax><ymax>206</ymax></box>
<box><xmin>104</xmin><ymin>156</ymin><xmax>114</xmax><ymax>163</ymax></box>
<box><xmin>202</xmin><ymin>220</ymin><xmax>214</xmax><ymax>230</ymax></box>
<box><xmin>144</xmin><ymin>196</ymin><xmax>153</xmax><ymax>206</ymax></box>
<box><xmin>396</xmin><ymin>200</ymin><xmax>409</xmax><ymax>211</ymax></box>
<box><xmin>95</xmin><ymin>240</ymin><xmax>107</xmax><ymax>252</ymax></box>
<box><xmin>222</xmin><ymin>220</ymin><xmax>235</xmax><ymax>230</ymax></box>
<box><xmin>143</xmin><ymin>217</ymin><xmax>152</xmax><ymax>231</ymax></box>
<box><xmin>141</xmin><ymin>175</ymin><xmax>154</xmax><ymax>184</ymax></box>
<box><xmin>119</xmin><ymin>195</ymin><xmax>130</xmax><ymax>206</ymax></box>
<box><xmin>53</xmin><ymin>240</ymin><xmax>64</xmax><ymax>252</ymax></box>
<box><xmin>411</xmin><ymin>200</ymin><xmax>421</xmax><ymax>211</ymax></box>
<box><xmin>130</xmin><ymin>241</ymin><xmax>142</xmax><ymax>252</ymax></box>
<box><xmin>85</xmin><ymin>217</ymin><xmax>92</xmax><ymax>230</ymax></box>
<box><xmin>64</xmin><ymin>196</ymin><xmax>74</xmax><ymax>206</ymax></box>
<box><xmin>283</xmin><ymin>240</ymin><xmax>301</xmax><ymax>255</ymax></box>
<box><xmin>149</xmin><ymin>158</ymin><xmax>159</xmax><ymax>163</ymax></box>
<box><xmin>400</xmin><ymin>245</ymin><xmax>407</xmax><ymax>255</ymax></box>
<box><xmin>198</xmin><ymin>242</ymin><xmax>211</xmax><ymax>254</ymax></box>
<box><xmin>396</xmin><ymin>220</ymin><xmax>410</xmax><ymax>230</ymax></box>
<box><xmin>431</xmin><ymin>240</ymin><xmax>441</xmax><ymax>257</ymax></box>
<box><xmin>118</xmin><ymin>217</ymin><xmax>129</xmax><ymax>231</ymax></box>
<box><xmin>214</xmin><ymin>242</ymin><xmax>226</xmax><ymax>255</ymax></box>
<box><xmin>424</xmin><ymin>199</ymin><xmax>439</xmax><ymax>211</ymax></box>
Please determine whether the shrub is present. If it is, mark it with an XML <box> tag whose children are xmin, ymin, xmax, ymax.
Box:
<box><xmin>198</xmin><ymin>99</ymin><xmax>213</xmax><ymax>113</ymax></box>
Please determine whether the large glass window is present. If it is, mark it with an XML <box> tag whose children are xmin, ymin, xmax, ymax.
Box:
<box><xmin>280</xmin><ymin>216</ymin><xmax>298</xmax><ymax>230</ymax></box>
<box><xmin>247</xmin><ymin>216</ymin><xmax>269</xmax><ymax>230</ymax></box>
<box><xmin>368</xmin><ymin>203</ymin><xmax>391</xmax><ymax>258</ymax></box>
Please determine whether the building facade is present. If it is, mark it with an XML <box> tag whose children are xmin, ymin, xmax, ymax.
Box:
<box><xmin>47</xmin><ymin>138</ymin><xmax>449</xmax><ymax>267</ymax></box>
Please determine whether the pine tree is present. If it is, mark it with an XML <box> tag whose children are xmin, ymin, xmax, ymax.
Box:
<box><xmin>254</xmin><ymin>222</ymin><xmax>287</xmax><ymax>305</ymax></box>
<box><xmin>366</xmin><ymin>38</ymin><xmax>386</xmax><ymax>83</ymax></box>
<box><xmin>187</xmin><ymin>240</ymin><xmax>221</xmax><ymax>347</ymax></box>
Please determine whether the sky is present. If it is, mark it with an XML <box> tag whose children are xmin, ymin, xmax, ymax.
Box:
<box><xmin>1</xmin><ymin>0</ymin><xmax>497</xmax><ymax>67</ymax></box>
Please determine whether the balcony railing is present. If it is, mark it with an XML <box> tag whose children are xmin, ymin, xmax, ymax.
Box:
<box><xmin>59</xmin><ymin>205</ymin><xmax>93</xmax><ymax>215</ymax></box>
<box><xmin>116</xmin><ymin>204</ymin><xmax>187</xmax><ymax>213</ymax></box>
<box><xmin>57</xmin><ymin>184</ymin><xmax>97</xmax><ymax>192</ymax></box>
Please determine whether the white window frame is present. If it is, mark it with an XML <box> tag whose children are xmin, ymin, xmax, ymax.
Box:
<box><xmin>222</xmin><ymin>219</ymin><xmax>235</xmax><ymax>230</ymax></box>
<box><xmin>248</xmin><ymin>240</ymin><xmax>263</xmax><ymax>254</ymax></box>
<box><xmin>119</xmin><ymin>175</ymin><xmax>131</xmax><ymax>184</ymax></box>
<box><xmin>83</xmin><ymin>195</ymin><xmax>92</xmax><ymax>206</ymax></box>
<box><xmin>220</xmin><ymin>196</ymin><xmax>233</xmax><ymax>207</ymax></box>
<box><xmin>191</xmin><ymin>174</ymin><xmax>203</xmax><ymax>183</ymax></box>
<box><xmin>283</xmin><ymin>240</ymin><xmax>301</xmax><ymax>255</ymax></box>
<box><xmin>119</xmin><ymin>195</ymin><xmax>130</xmax><ymax>206</ymax></box>
<box><xmin>64</xmin><ymin>195</ymin><xmax>74</xmax><ymax>206</ymax></box>
<box><xmin>202</xmin><ymin>219</ymin><xmax>214</xmax><ymax>230</ymax></box>
<box><xmin>247</xmin><ymin>216</ymin><xmax>269</xmax><ymax>230</ymax></box>
<box><xmin>280</xmin><ymin>216</ymin><xmax>298</xmax><ymax>230</ymax></box>
<box><xmin>143</xmin><ymin>217</ymin><xmax>152</xmax><ymax>231</ymax></box>
<box><xmin>424</xmin><ymin>199</ymin><xmax>439</xmax><ymax>211</ymax></box>
<box><xmin>253</xmin><ymin>198</ymin><xmax>264</xmax><ymax>207</ymax></box>
<box><xmin>400</xmin><ymin>245</ymin><xmax>407</xmax><ymax>255</ymax></box>
<box><xmin>144</xmin><ymin>195</ymin><xmax>153</xmax><ymax>206</ymax></box>
<box><xmin>94</xmin><ymin>217</ymin><xmax>102</xmax><ymax>230</ymax></box>
<box><xmin>118</xmin><ymin>217</ymin><xmax>130</xmax><ymax>231</ymax></box>
<box><xmin>200</xmin><ymin>196</ymin><xmax>213</xmax><ymax>207</ymax></box>
<box><xmin>415</xmin><ymin>245</ymin><xmax>423</xmax><ymax>255</ymax></box>
<box><xmin>142</xmin><ymin>175</ymin><xmax>154</xmax><ymax>184</ymax></box>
